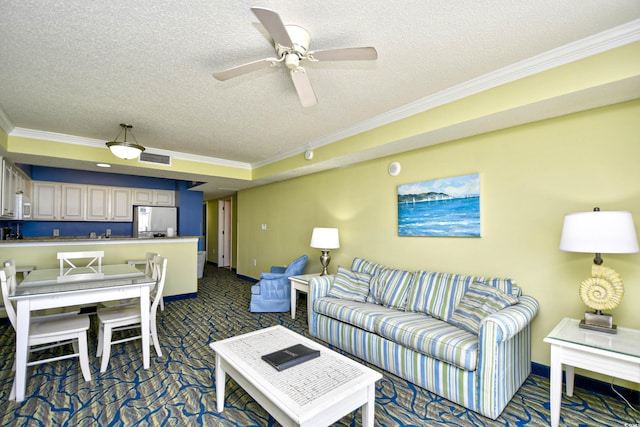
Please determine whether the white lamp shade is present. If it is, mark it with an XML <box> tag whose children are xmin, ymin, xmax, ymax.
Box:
<box><xmin>310</xmin><ymin>227</ymin><xmax>340</xmax><ymax>249</ymax></box>
<box><xmin>107</xmin><ymin>143</ymin><xmax>144</xmax><ymax>160</ymax></box>
<box><xmin>560</xmin><ymin>210</ymin><xmax>639</xmax><ymax>254</ymax></box>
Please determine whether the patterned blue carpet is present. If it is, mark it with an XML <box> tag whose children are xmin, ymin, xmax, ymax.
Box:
<box><xmin>0</xmin><ymin>265</ymin><xmax>638</xmax><ymax>426</ymax></box>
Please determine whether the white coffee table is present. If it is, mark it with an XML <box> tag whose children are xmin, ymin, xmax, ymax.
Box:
<box><xmin>289</xmin><ymin>273</ymin><xmax>320</xmax><ymax>320</ymax></box>
<box><xmin>209</xmin><ymin>325</ymin><xmax>382</xmax><ymax>427</ymax></box>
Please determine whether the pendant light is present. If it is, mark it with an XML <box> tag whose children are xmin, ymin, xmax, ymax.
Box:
<box><xmin>106</xmin><ymin>123</ymin><xmax>145</xmax><ymax>160</ymax></box>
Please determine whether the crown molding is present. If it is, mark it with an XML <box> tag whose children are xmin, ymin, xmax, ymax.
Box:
<box><xmin>253</xmin><ymin>19</ymin><xmax>640</xmax><ymax>168</ymax></box>
<box><xmin>9</xmin><ymin>127</ymin><xmax>252</xmax><ymax>170</ymax></box>
<box><xmin>0</xmin><ymin>107</ymin><xmax>14</xmax><ymax>135</ymax></box>
<box><xmin>3</xmin><ymin>20</ymin><xmax>639</xmax><ymax>172</ymax></box>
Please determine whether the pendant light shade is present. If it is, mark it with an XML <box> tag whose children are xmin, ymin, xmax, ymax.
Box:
<box><xmin>106</xmin><ymin>123</ymin><xmax>145</xmax><ymax>160</ymax></box>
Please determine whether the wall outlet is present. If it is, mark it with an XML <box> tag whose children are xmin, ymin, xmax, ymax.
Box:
<box><xmin>53</xmin><ymin>229</ymin><xmax>59</xmax><ymax>237</ymax></box>
<box><xmin>253</xmin><ymin>259</ymin><xmax>257</xmax><ymax>267</ymax></box>
<box><xmin>261</xmin><ymin>224</ymin><xmax>267</xmax><ymax>231</ymax></box>
<box><xmin>106</xmin><ymin>229</ymin><xmax>111</xmax><ymax>237</ymax></box>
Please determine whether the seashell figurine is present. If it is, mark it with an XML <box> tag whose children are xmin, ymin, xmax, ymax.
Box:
<box><xmin>579</xmin><ymin>264</ymin><xmax>624</xmax><ymax>312</ymax></box>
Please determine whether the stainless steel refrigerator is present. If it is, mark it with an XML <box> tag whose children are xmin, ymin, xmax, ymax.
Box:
<box><xmin>133</xmin><ymin>206</ymin><xmax>177</xmax><ymax>238</ymax></box>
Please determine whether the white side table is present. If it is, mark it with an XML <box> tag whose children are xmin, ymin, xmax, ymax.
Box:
<box><xmin>289</xmin><ymin>273</ymin><xmax>320</xmax><ymax>320</ymax></box>
<box><xmin>543</xmin><ymin>317</ymin><xmax>640</xmax><ymax>427</ymax></box>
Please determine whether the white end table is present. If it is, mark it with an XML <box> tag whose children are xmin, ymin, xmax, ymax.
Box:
<box><xmin>543</xmin><ymin>317</ymin><xmax>640</xmax><ymax>427</ymax></box>
<box><xmin>289</xmin><ymin>273</ymin><xmax>320</xmax><ymax>320</ymax></box>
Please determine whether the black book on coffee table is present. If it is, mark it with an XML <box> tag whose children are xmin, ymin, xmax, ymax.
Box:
<box><xmin>261</xmin><ymin>344</ymin><xmax>321</xmax><ymax>371</ymax></box>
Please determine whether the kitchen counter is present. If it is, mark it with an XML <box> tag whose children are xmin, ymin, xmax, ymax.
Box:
<box><xmin>0</xmin><ymin>237</ymin><xmax>200</xmax><ymax>297</ymax></box>
<box><xmin>0</xmin><ymin>236</ymin><xmax>201</xmax><ymax>246</ymax></box>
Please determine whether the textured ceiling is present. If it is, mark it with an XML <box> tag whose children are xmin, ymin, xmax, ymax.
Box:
<box><xmin>1</xmin><ymin>1</ymin><xmax>639</xmax><ymax>198</ymax></box>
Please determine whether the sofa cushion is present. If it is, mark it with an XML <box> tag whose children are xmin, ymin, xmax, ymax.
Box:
<box><xmin>350</xmin><ymin>257</ymin><xmax>386</xmax><ymax>304</ymax></box>
<box><xmin>405</xmin><ymin>271</ymin><xmax>477</xmax><ymax>321</ymax></box>
<box><xmin>314</xmin><ymin>296</ymin><xmax>397</xmax><ymax>333</ymax></box>
<box><xmin>328</xmin><ymin>266</ymin><xmax>371</xmax><ymax>302</ymax></box>
<box><xmin>374</xmin><ymin>311</ymin><xmax>479</xmax><ymax>371</ymax></box>
<box><xmin>371</xmin><ymin>267</ymin><xmax>415</xmax><ymax>309</ymax></box>
<box><xmin>351</xmin><ymin>257</ymin><xmax>385</xmax><ymax>275</ymax></box>
<box><xmin>475</xmin><ymin>276</ymin><xmax>518</xmax><ymax>295</ymax></box>
<box><xmin>449</xmin><ymin>282</ymin><xmax>519</xmax><ymax>334</ymax></box>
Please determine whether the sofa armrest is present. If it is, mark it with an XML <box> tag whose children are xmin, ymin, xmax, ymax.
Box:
<box><xmin>252</xmin><ymin>274</ymin><xmax>290</xmax><ymax>301</ymax></box>
<box><xmin>307</xmin><ymin>275</ymin><xmax>334</xmax><ymax>335</ymax></box>
<box><xmin>476</xmin><ymin>294</ymin><xmax>539</xmax><ymax>419</ymax></box>
<box><xmin>260</xmin><ymin>272</ymin><xmax>285</xmax><ymax>280</ymax></box>
<box><xmin>309</xmin><ymin>275</ymin><xmax>333</xmax><ymax>299</ymax></box>
<box><xmin>480</xmin><ymin>295</ymin><xmax>539</xmax><ymax>342</ymax></box>
<box><xmin>270</xmin><ymin>266</ymin><xmax>286</xmax><ymax>274</ymax></box>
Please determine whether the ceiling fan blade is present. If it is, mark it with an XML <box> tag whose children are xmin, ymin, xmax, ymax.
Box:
<box><xmin>213</xmin><ymin>58</ymin><xmax>276</xmax><ymax>81</ymax></box>
<box><xmin>290</xmin><ymin>67</ymin><xmax>317</xmax><ymax>108</ymax></box>
<box><xmin>251</xmin><ymin>7</ymin><xmax>293</xmax><ymax>48</ymax></box>
<box><xmin>308</xmin><ymin>47</ymin><xmax>378</xmax><ymax>62</ymax></box>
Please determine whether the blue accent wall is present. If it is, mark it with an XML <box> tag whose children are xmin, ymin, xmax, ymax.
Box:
<box><xmin>176</xmin><ymin>181</ymin><xmax>204</xmax><ymax>246</ymax></box>
<box><xmin>20</xmin><ymin>221</ymin><xmax>132</xmax><ymax>237</ymax></box>
<box><xmin>2</xmin><ymin>166</ymin><xmax>204</xmax><ymax>249</ymax></box>
<box><xmin>30</xmin><ymin>166</ymin><xmax>176</xmax><ymax>189</ymax></box>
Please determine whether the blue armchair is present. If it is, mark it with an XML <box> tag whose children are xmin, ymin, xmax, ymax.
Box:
<box><xmin>249</xmin><ymin>255</ymin><xmax>308</xmax><ymax>313</ymax></box>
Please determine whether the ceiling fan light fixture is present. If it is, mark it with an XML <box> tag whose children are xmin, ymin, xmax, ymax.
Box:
<box><xmin>106</xmin><ymin>123</ymin><xmax>145</xmax><ymax>160</ymax></box>
<box><xmin>285</xmin><ymin>53</ymin><xmax>300</xmax><ymax>69</ymax></box>
<box><xmin>213</xmin><ymin>7</ymin><xmax>378</xmax><ymax>108</ymax></box>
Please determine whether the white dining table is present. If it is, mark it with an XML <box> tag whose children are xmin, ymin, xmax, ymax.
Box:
<box><xmin>8</xmin><ymin>264</ymin><xmax>156</xmax><ymax>402</ymax></box>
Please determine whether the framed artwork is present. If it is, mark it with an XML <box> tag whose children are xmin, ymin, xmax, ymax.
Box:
<box><xmin>397</xmin><ymin>173</ymin><xmax>480</xmax><ymax>237</ymax></box>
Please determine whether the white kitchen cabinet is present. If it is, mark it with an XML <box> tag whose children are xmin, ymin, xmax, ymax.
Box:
<box><xmin>1</xmin><ymin>158</ymin><xmax>31</xmax><ymax>218</ymax></box>
<box><xmin>87</xmin><ymin>186</ymin><xmax>132</xmax><ymax>221</ymax></box>
<box><xmin>1</xmin><ymin>161</ymin><xmax>15</xmax><ymax>217</ymax></box>
<box><xmin>31</xmin><ymin>182</ymin><xmax>172</xmax><ymax>222</ymax></box>
<box><xmin>132</xmin><ymin>189</ymin><xmax>153</xmax><ymax>205</ymax></box>
<box><xmin>133</xmin><ymin>188</ymin><xmax>175</xmax><ymax>206</ymax></box>
<box><xmin>86</xmin><ymin>186</ymin><xmax>110</xmax><ymax>221</ymax></box>
<box><xmin>111</xmin><ymin>187</ymin><xmax>132</xmax><ymax>221</ymax></box>
<box><xmin>32</xmin><ymin>181</ymin><xmax>60</xmax><ymax>220</ymax></box>
<box><xmin>60</xmin><ymin>184</ymin><xmax>86</xmax><ymax>220</ymax></box>
<box><xmin>15</xmin><ymin>169</ymin><xmax>30</xmax><ymax>199</ymax></box>
<box><xmin>153</xmin><ymin>190</ymin><xmax>175</xmax><ymax>206</ymax></box>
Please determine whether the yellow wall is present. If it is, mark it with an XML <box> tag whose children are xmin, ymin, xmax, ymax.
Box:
<box><xmin>237</xmin><ymin>99</ymin><xmax>640</xmax><ymax>389</ymax></box>
<box><xmin>206</xmin><ymin>199</ymin><xmax>218</xmax><ymax>263</ymax></box>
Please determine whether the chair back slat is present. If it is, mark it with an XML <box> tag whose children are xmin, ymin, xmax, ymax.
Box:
<box><xmin>3</xmin><ymin>259</ymin><xmax>17</xmax><ymax>294</ymax></box>
<box><xmin>0</xmin><ymin>265</ymin><xmax>18</xmax><ymax>330</ymax></box>
<box><xmin>150</xmin><ymin>255</ymin><xmax>167</xmax><ymax>314</ymax></box>
<box><xmin>57</xmin><ymin>251</ymin><xmax>104</xmax><ymax>276</ymax></box>
<box><xmin>144</xmin><ymin>252</ymin><xmax>158</xmax><ymax>276</ymax></box>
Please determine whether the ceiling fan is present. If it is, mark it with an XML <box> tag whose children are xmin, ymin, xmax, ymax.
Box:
<box><xmin>213</xmin><ymin>7</ymin><xmax>378</xmax><ymax>107</ymax></box>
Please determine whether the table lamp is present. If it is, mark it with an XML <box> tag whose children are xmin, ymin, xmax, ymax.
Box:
<box><xmin>310</xmin><ymin>228</ymin><xmax>340</xmax><ymax>275</ymax></box>
<box><xmin>559</xmin><ymin>207</ymin><xmax>639</xmax><ymax>333</ymax></box>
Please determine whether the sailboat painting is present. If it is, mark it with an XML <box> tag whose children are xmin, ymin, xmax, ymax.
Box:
<box><xmin>398</xmin><ymin>173</ymin><xmax>480</xmax><ymax>237</ymax></box>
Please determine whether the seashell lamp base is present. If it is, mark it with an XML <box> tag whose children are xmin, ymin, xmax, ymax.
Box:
<box><xmin>580</xmin><ymin>311</ymin><xmax>617</xmax><ymax>334</ymax></box>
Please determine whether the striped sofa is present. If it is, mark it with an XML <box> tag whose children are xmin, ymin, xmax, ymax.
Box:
<box><xmin>308</xmin><ymin>257</ymin><xmax>539</xmax><ymax>420</ymax></box>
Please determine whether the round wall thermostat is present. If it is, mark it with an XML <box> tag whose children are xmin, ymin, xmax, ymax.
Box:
<box><xmin>388</xmin><ymin>161</ymin><xmax>401</xmax><ymax>176</ymax></box>
<box><xmin>304</xmin><ymin>149</ymin><xmax>314</xmax><ymax>160</ymax></box>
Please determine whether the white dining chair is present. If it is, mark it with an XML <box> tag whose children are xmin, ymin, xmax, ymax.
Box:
<box><xmin>3</xmin><ymin>259</ymin><xmax>80</xmax><ymax>319</ymax></box>
<box><xmin>124</xmin><ymin>252</ymin><xmax>164</xmax><ymax>311</ymax></box>
<box><xmin>57</xmin><ymin>251</ymin><xmax>105</xmax><ymax>283</ymax></box>
<box><xmin>96</xmin><ymin>255</ymin><xmax>168</xmax><ymax>373</ymax></box>
<box><xmin>127</xmin><ymin>252</ymin><xmax>157</xmax><ymax>276</ymax></box>
<box><xmin>57</xmin><ymin>250</ymin><xmax>104</xmax><ymax>272</ymax></box>
<box><xmin>0</xmin><ymin>265</ymin><xmax>92</xmax><ymax>400</ymax></box>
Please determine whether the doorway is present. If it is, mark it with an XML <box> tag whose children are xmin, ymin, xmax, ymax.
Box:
<box><xmin>218</xmin><ymin>199</ymin><xmax>232</xmax><ymax>268</ymax></box>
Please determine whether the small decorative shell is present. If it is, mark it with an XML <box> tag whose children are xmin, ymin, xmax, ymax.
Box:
<box><xmin>579</xmin><ymin>265</ymin><xmax>624</xmax><ymax>311</ymax></box>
